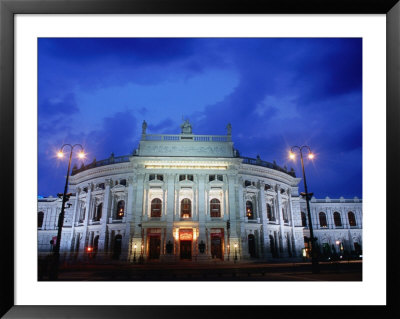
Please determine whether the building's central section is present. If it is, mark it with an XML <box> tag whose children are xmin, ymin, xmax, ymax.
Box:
<box><xmin>138</xmin><ymin>120</ymin><xmax>235</xmax><ymax>158</ymax></box>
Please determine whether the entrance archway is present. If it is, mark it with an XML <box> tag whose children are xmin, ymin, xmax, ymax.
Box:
<box><xmin>248</xmin><ymin>234</ymin><xmax>256</xmax><ymax>258</ymax></box>
<box><xmin>211</xmin><ymin>234</ymin><xmax>223</xmax><ymax>259</ymax></box>
<box><xmin>112</xmin><ymin>234</ymin><xmax>122</xmax><ymax>260</ymax></box>
<box><xmin>149</xmin><ymin>235</ymin><xmax>161</xmax><ymax>259</ymax></box>
<box><xmin>93</xmin><ymin>235</ymin><xmax>99</xmax><ymax>257</ymax></box>
<box><xmin>180</xmin><ymin>241</ymin><xmax>192</xmax><ymax>259</ymax></box>
<box><xmin>269</xmin><ymin>235</ymin><xmax>276</xmax><ymax>257</ymax></box>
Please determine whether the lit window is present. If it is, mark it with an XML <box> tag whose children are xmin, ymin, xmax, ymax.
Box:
<box><xmin>210</xmin><ymin>199</ymin><xmax>221</xmax><ymax>218</ymax></box>
<box><xmin>151</xmin><ymin>198</ymin><xmax>162</xmax><ymax>217</ymax></box>
<box><xmin>116</xmin><ymin>200</ymin><xmax>125</xmax><ymax>220</ymax></box>
<box><xmin>246</xmin><ymin>201</ymin><xmax>254</xmax><ymax>219</ymax></box>
<box><xmin>181</xmin><ymin>198</ymin><xmax>191</xmax><ymax>218</ymax></box>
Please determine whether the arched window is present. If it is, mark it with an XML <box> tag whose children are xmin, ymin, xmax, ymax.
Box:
<box><xmin>79</xmin><ymin>207</ymin><xmax>86</xmax><ymax>223</ymax></box>
<box><xmin>38</xmin><ymin>211</ymin><xmax>44</xmax><ymax>228</ymax></box>
<box><xmin>94</xmin><ymin>203</ymin><xmax>102</xmax><ymax>221</ymax></box>
<box><xmin>210</xmin><ymin>199</ymin><xmax>221</xmax><ymax>218</ymax></box>
<box><xmin>181</xmin><ymin>198</ymin><xmax>191</xmax><ymax>219</ymax></box>
<box><xmin>319</xmin><ymin>212</ymin><xmax>327</xmax><ymax>228</ymax></box>
<box><xmin>246</xmin><ymin>201</ymin><xmax>254</xmax><ymax>219</ymax></box>
<box><xmin>267</xmin><ymin>204</ymin><xmax>274</xmax><ymax>221</ymax></box>
<box><xmin>151</xmin><ymin>198</ymin><xmax>162</xmax><ymax>217</ymax></box>
<box><xmin>282</xmin><ymin>207</ymin><xmax>288</xmax><ymax>223</ymax></box>
<box><xmin>116</xmin><ymin>200</ymin><xmax>125</xmax><ymax>220</ymax></box>
<box><xmin>333</xmin><ymin>212</ymin><xmax>342</xmax><ymax>227</ymax></box>
<box><xmin>348</xmin><ymin>211</ymin><xmax>357</xmax><ymax>226</ymax></box>
<box><xmin>301</xmin><ymin>212</ymin><xmax>307</xmax><ymax>227</ymax></box>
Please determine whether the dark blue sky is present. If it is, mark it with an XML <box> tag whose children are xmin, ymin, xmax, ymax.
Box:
<box><xmin>38</xmin><ymin>38</ymin><xmax>362</xmax><ymax>199</ymax></box>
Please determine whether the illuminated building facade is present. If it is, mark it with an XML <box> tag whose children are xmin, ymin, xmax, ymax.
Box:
<box><xmin>37</xmin><ymin>120</ymin><xmax>362</xmax><ymax>262</ymax></box>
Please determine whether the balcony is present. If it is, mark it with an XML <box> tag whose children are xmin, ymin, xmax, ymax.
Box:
<box><xmin>108</xmin><ymin>217</ymin><xmax>126</xmax><ymax>223</ymax></box>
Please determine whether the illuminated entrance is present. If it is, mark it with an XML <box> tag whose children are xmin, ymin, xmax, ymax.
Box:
<box><xmin>179</xmin><ymin>229</ymin><xmax>193</xmax><ymax>260</ymax></box>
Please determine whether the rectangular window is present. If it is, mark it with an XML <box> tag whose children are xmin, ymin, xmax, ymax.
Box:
<box><xmin>217</xmin><ymin>175</ymin><xmax>223</xmax><ymax>181</ymax></box>
<box><xmin>179</xmin><ymin>175</ymin><xmax>186</xmax><ymax>181</ymax></box>
<box><xmin>149</xmin><ymin>174</ymin><xmax>155</xmax><ymax>181</ymax></box>
<box><xmin>209</xmin><ymin>175</ymin><xmax>215</xmax><ymax>182</ymax></box>
<box><xmin>187</xmin><ymin>175</ymin><xmax>193</xmax><ymax>181</ymax></box>
<box><xmin>156</xmin><ymin>175</ymin><xmax>163</xmax><ymax>181</ymax></box>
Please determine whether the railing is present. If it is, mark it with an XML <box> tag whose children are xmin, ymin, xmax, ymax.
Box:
<box><xmin>240</xmin><ymin>156</ymin><xmax>296</xmax><ymax>177</ymax></box>
<box><xmin>71</xmin><ymin>155</ymin><xmax>131</xmax><ymax>175</ymax></box>
<box><xmin>143</xmin><ymin>134</ymin><xmax>230</xmax><ymax>142</ymax></box>
<box><xmin>71</xmin><ymin>151</ymin><xmax>295</xmax><ymax>178</ymax></box>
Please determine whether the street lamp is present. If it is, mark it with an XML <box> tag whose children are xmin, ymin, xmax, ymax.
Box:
<box><xmin>51</xmin><ymin>144</ymin><xmax>85</xmax><ymax>280</ymax></box>
<box><xmin>289</xmin><ymin>145</ymin><xmax>319</xmax><ymax>274</ymax></box>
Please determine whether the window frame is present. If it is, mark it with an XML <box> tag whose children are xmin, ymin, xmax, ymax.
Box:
<box><xmin>210</xmin><ymin>198</ymin><xmax>221</xmax><ymax>218</ymax></box>
<box><xmin>319</xmin><ymin>211</ymin><xmax>328</xmax><ymax>228</ymax></box>
<box><xmin>181</xmin><ymin>198</ymin><xmax>192</xmax><ymax>219</ymax></box>
<box><xmin>151</xmin><ymin>198</ymin><xmax>162</xmax><ymax>217</ymax></box>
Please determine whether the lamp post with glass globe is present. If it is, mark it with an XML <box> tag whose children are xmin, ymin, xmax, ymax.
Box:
<box><xmin>50</xmin><ymin>144</ymin><xmax>85</xmax><ymax>280</ymax></box>
<box><xmin>289</xmin><ymin>145</ymin><xmax>319</xmax><ymax>274</ymax></box>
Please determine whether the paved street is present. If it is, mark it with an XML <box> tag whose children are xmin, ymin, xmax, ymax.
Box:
<box><xmin>41</xmin><ymin>260</ymin><xmax>362</xmax><ymax>281</ymax></box>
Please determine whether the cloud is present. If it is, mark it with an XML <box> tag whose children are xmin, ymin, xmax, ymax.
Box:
<box><xmin>39</xmin><ymin>93</ymin><xmax>79</xmax><ymax>117</ymax></box>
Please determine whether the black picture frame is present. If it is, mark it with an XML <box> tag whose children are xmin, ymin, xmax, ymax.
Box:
<box><xmin>1</xmin><ymin>0</ymin><xmax>399</xmax><ymax>318</ymax></box>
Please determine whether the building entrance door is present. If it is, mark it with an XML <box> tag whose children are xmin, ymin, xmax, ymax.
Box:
<box><xmin>248</xmin><ymin>234</ymin><xmax>256</xmax><ymax>258</ymax></box>
<box><xmin>211</xmin><ymin>235</ymin><xmax>223</xmax><ymax>259</ymax></box>
<box><xmin>149</xmin><ymin>236</ymin><xmax>161</xmax><ymax>259</ymax></box>
<box><xmin>180</xmin><ymin>240</ymin><xmax>192</xmax><ymax>259</ymax></box>
<box><xmin>112</xmin><ymin>235</ymin><xmax>122</xmax><ymax>260</ymax></box>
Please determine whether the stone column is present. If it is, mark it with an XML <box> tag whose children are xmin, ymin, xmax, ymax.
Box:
<box><xmin>276</xmin><ymin>184</ymin><xmax>285</xmax><ymax>256</ymax></box>
<box><xmin>79</xmin><ymin>183</ymin><xmax>93</xmax><ymax>256</ymax></box>
<box><xmin>227</xmin><ymin>173</ymin><xmax>240</xmax><ymax>261</ymax></box>
<box><xmin>258</xmin><ymin>181</ymin><xmax>269</xmax><ymax>260</ymax></box>
<box><xmin>132</xmin><ymin>173</ymin><xmax>145</xmax><ymax>259</ymax></box>
<box><xmin>164</xmin><ymin>173</ymin><xmax>176</xmax><ymax>262</ymax></box>
<box><xmin>98</xmin><ymin>179</ymin><xmax>112</xmax><ymax>255</ymax></box>
<box><xmin>288</xmin><ymin>192</ymin><xmax>297</xmax><ymax>257</ymax></box>
<box><xmin>197</xmin><ymin>174</ymin><xmax>207</xmax><ymax>262</ymax></box>
<box><xmin>122</xmin><ymin>176</ymin><xmax>135</xmax><ymax>261</ymax></box>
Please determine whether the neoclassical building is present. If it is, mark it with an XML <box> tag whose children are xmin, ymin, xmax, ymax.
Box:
<box><xmin>37</xmin><ymin>121</ymin><xmax>362</xmax><ymax>262</ymax></box>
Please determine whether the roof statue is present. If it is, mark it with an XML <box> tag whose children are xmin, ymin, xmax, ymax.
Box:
<box><xmin>227</xmin><ymin>123</ymin><xmax>232</xmax><ymax>136</ymax></box>
<box><xmin>180</xmin><ymin>119</ymin><xmax>193</xmax><ymax>134</ymax></box>
<box><xmin>142</xmin><ymin>120</ymin><xmax>147</xmax><ymax>135</ymax></box>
